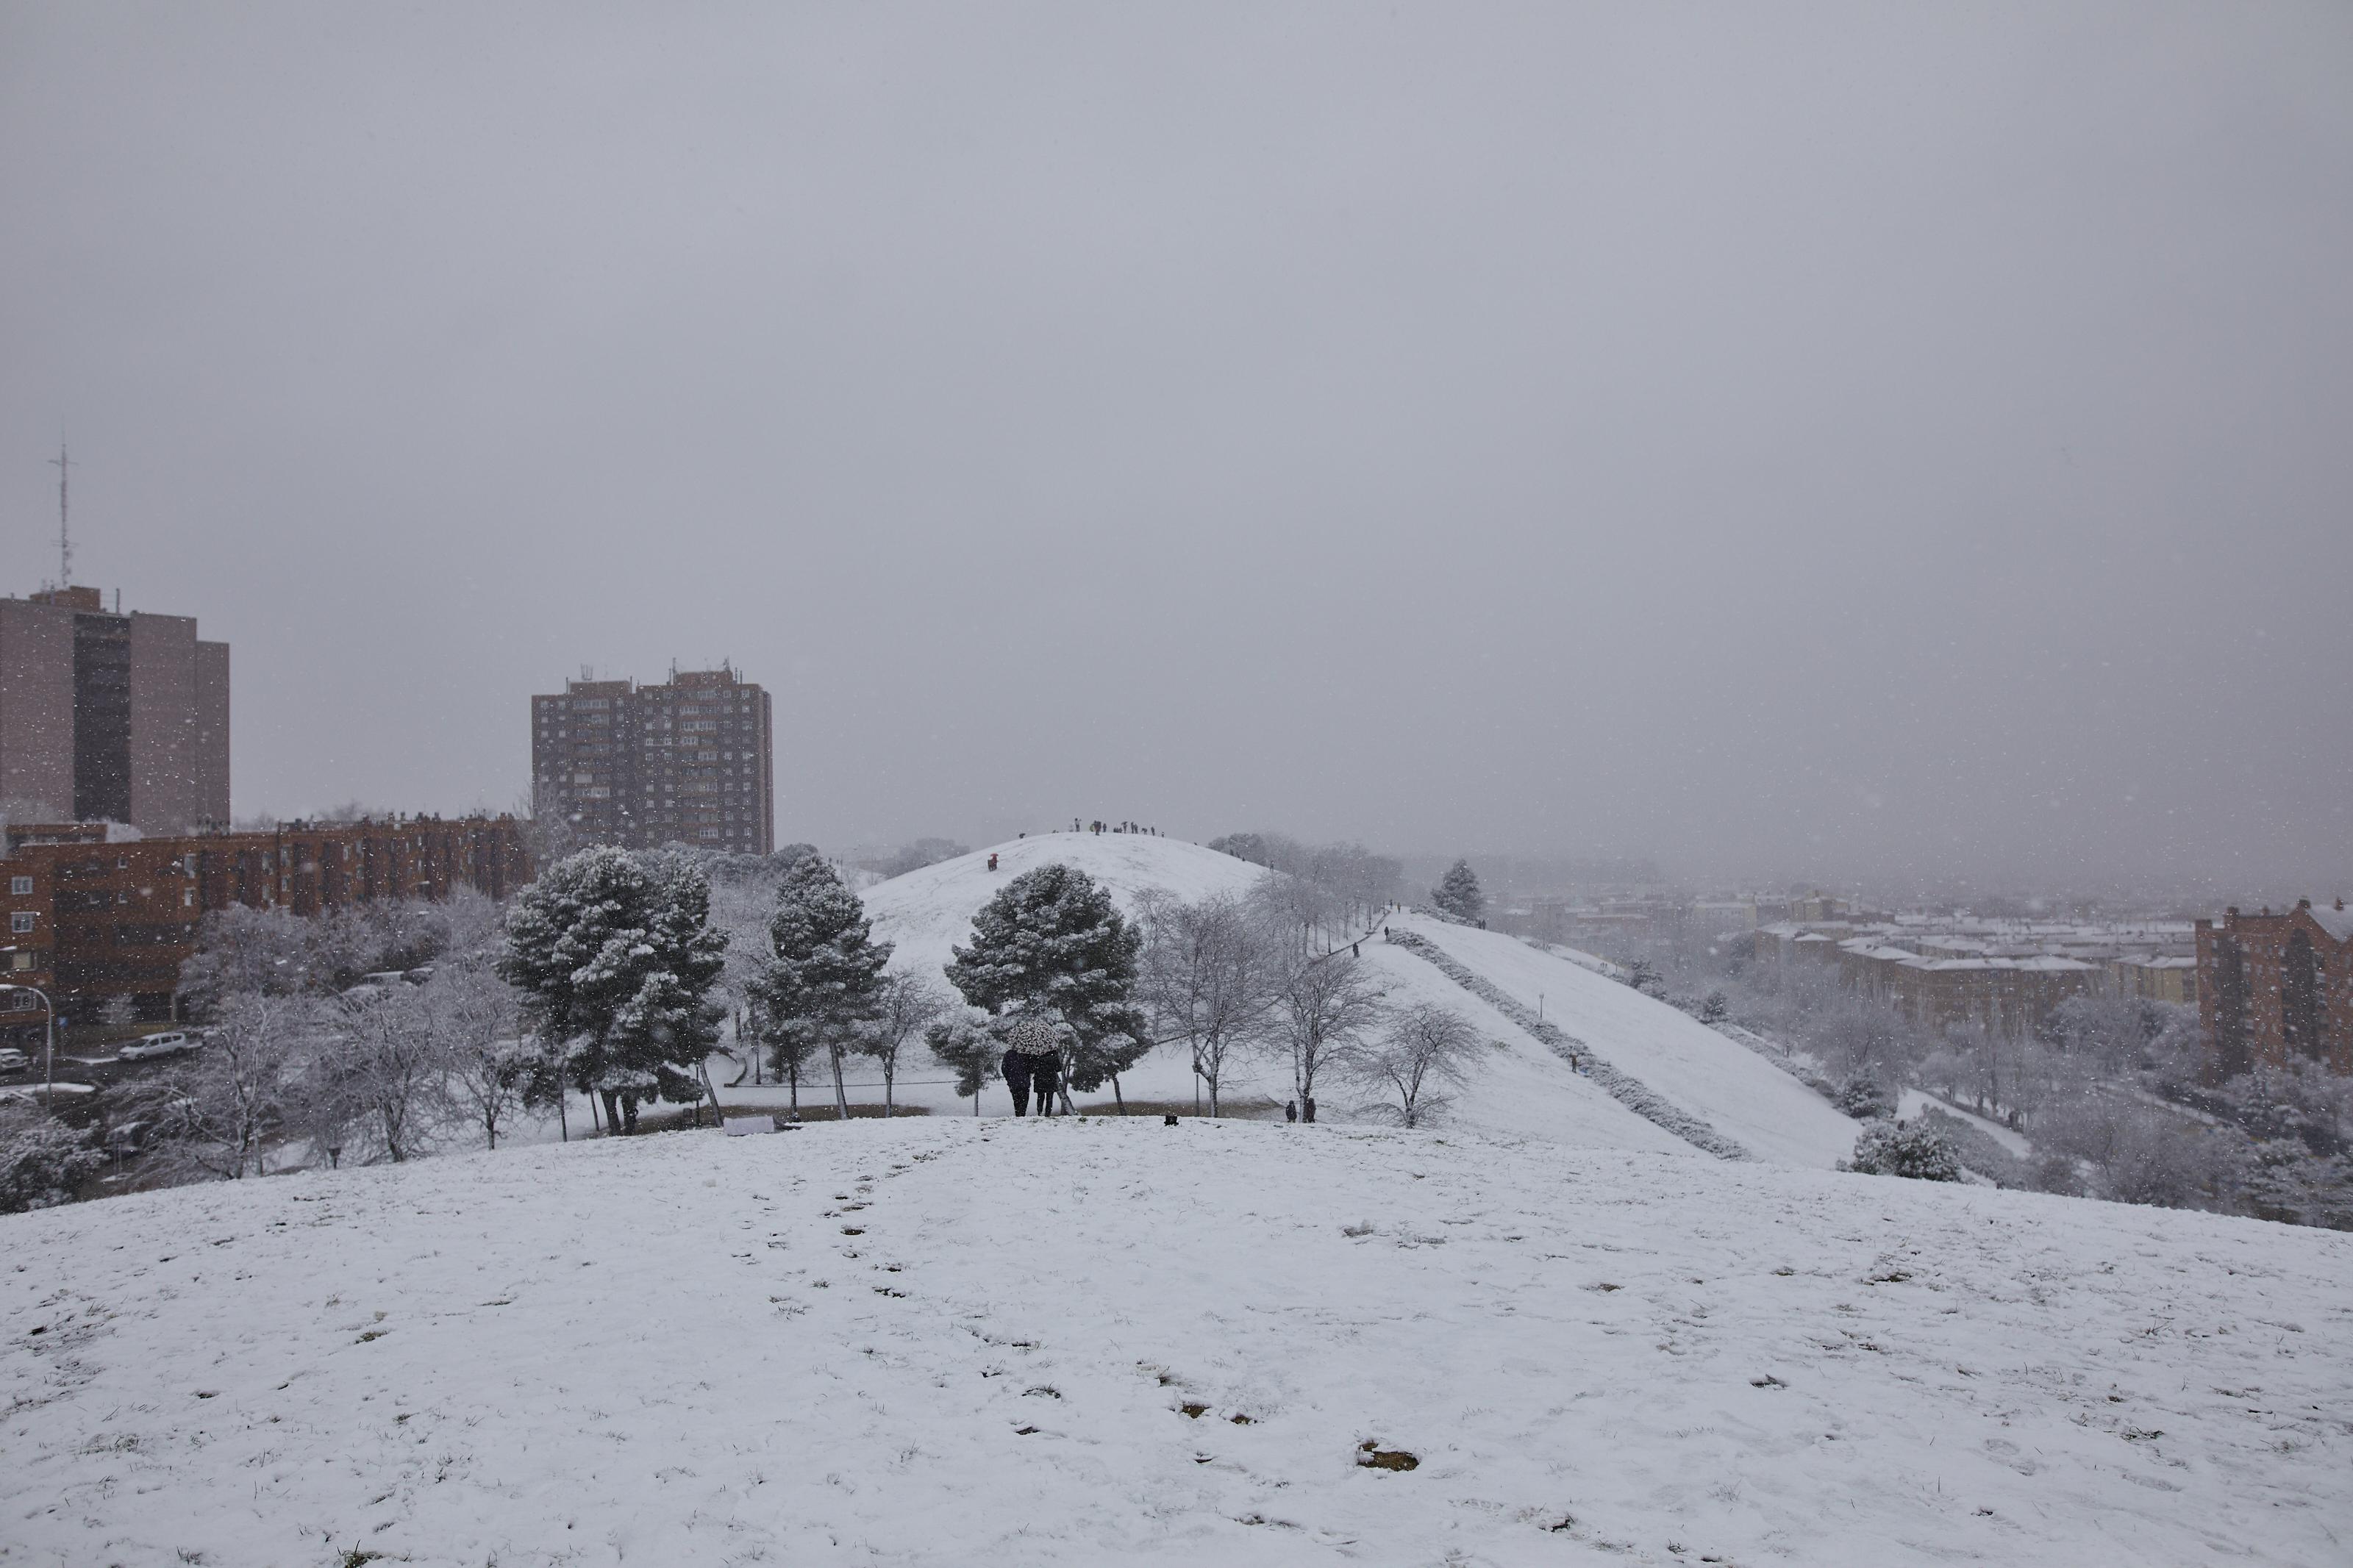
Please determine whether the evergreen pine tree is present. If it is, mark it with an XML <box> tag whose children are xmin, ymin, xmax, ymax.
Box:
<box><xmin>924</xmin><ymin>1017</ymin><xmax>1001</xmax><ymax>1114</ymax></box>
<box><xmin>946</xmin><ymin>862</ymin><xmax>1149</xmax><ymax>1111</ymax></box>
<box><xmin>755</xmin><ymin>854</ymin><xmax>893</xmax><ymax>1120</ymax></box>
<box><xmin>1432</xmin><ymin>859</ymin><xmax>1485</xmax><ymax>923</ymax></box>
<box><xmin>1834</xmin><ymin>1073</ymin><xmax>1896</xmax><ymax>1121</ymax></box>
<box><xmin>501</xmin><ymin>846</ymin><xmax>729</xmax><ymax>1134</ymax></box>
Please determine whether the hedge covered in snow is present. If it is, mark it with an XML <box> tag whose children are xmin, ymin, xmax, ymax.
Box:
<box><xmin>1385</xmin><ymin>930</ymin><xmax>1752</xmax><ymax>1161</ymax></box>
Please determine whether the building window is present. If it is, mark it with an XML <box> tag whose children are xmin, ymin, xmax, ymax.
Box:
<box><xmin>2283</xmin><ymin>931</ymin><xmax>2325</xmax><ymax>1062</ymax></box>
<box><xmin>8</xmin><ymin>877</ymin><xmax>28</xmax><ymax>895</ymax></box>
<box><xmin>10</xmin><ymin>912</ymin><xmax>33</xmax><ymax>934</ymax></box>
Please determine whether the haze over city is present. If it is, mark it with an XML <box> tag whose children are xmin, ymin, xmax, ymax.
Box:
<box><xmin>4</xmin><ymin>4</ymin><xmax>2349</xmax><ymax>889</ymax></box>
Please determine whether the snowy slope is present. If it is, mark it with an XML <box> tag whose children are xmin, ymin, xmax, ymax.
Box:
<box><xmin>5</xmin><ymin>1120</ymin><xmax>2348</xmax><ymax>1567</ymax></box>
<box><xmin>863</xmin><ymin>832</ymin><xmax>1268</xmax><ymax>984</ymax></box>
<box><xmin>836</xmin><ymin>834</ymin><xmax>1275</xmax><ymax>1114</ymax></box>
<box><xmin>1346</xmin><ymin>939</ymin><xmax>1693</xmax><ymax>1153</ymax></box>
<box><xmin>845</xmin><ymin>837</ymin><xmax>1685</xmax><ymax>1150</ymax></box>
<box><xmin>1391</xmin><ymin>911</ymin><xmax>1861</xmax><ymax>1167</ymax></box>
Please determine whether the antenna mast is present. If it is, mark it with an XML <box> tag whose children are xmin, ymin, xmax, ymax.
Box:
<box><xmin>48</xmin><ymin>445</ymin><xmax>73</xmax><ymax>587</ymax></box>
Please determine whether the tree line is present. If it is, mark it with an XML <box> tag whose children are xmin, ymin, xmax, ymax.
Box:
<box><xmin>1</xmin><ymin>834</ymin><xmax>1504</xmax><ymax>1209</ymax></box>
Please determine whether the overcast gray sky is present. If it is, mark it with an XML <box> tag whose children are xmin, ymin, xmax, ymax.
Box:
<box><xmin>3</xmin><ymin>3</ymin><xmax>2347</xmax><ymax>890</ymax></box>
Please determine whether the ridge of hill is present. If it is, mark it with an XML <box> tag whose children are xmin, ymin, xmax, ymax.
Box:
<box><xmin>5</xmin><ymin>1118</ymin><xmax>2346</xmax><ymax>1566</ymax></box>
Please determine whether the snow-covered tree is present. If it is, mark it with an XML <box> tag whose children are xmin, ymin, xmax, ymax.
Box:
<box><xmin>1624</xmin><ymin>957</ymin><xmax>1668</xmax><ymax>1000</ymax></box>
<box><xmin>0</xmin><ymin>1106</ymin><xmax>104</xmax><ymax>1211</ymax></box>
<box><xmin>421</xmin><ymin>959</ymin><xmax>531</xmax><ymax>1150</ymax></box>
<box><xmin>1431</xmin><ymin>859</ymin><xmax>1485</xmax><ymax>923</ymax></box>
<box><xmin>863</xmin><ymin>972</ymin><xmax>949</xmax><ymax>1117</ymax></box>
<box><xmin>1843</xmin><ymin>1120</ymin><xmax>1963</xmax><ymax>1182</ymax></box>
<box><xmin>1138</xmin><ymin>889</ymin><xmax>1279</xmax><ymax>1117</ymax></box>
<box><xmin>180</xmin><ymin>887</ymin><xmax>504</xmax><ymax>1014</ymax></box>
<box><xmin>1833</xmin><ymin>1073</ymin><xmax>1896</xmax><ymax>1122</ymax></box>
<box><xmin>755</xmin><ymin>854</ymin><xmax>892</xmax><ymax>1120</ymax></box>
<box><xmin>139</xmin><ymin>992</ymin><xmax>329</xmax><ymax>1180</ymax></box>
<box><xmin>760</xmin><ymin>1000</ymin><xmax>822</xmax><ymax>1116</ymax></box>
<box><xmin>332</xmin><ymin>985</ymin><xmax>449</xmax><ymax>1163</ymax></box>
<box><xmin>945</xmin><ymin>862</ymin><xmax>1148</xmax><ymax>1112</ymax></box>
<box><xmin>1271</xmin><ymin>951</ymin><xmax>1384</xmax><ymax>1123</ymax></box>
<box><xmin>924</xmin><ymin>1016</ymin><xmax>1001</xmax><ymax>1114</ymax></box>
<box><xmin>1342</xmin><ymin>1002</ymin><xmax>1483</xmax><ymax>1128</ymax></box>
<box><xmin>861</xmin><ymin>837</ymin><xmax>971</xmax><ymax>878</ymax></box>
<box><xmin>500</xmin><ymin>845</ymin><xmax>729</xmax><ymax>1134</ymax></box>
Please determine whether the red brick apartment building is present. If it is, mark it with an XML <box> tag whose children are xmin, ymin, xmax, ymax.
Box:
<box><xmin>2196</xmin><ymin>900</ymin><xmax>2353</xmax><ymax>1079</ymax></box>
<box><xmin>0</xmin><ymin>815</ymin><xmax>530</xmax><ymax>1028</ymax></box>
<box><xmin>532</xmin><ymin>665</ymin><xmax>774</xmax><ymax>855</ymax></box>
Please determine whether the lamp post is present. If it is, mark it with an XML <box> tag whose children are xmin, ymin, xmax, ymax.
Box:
<box><xmin>0</xmin><ymin>983</ymin><xmax>57</xmax><ymax>1111</ymax></box>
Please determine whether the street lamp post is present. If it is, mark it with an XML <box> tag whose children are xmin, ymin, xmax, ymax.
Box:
<box><xmin>0</xmin><ymin>984</ymin><xmax>57</xmax><ymax>1111</ymax></box>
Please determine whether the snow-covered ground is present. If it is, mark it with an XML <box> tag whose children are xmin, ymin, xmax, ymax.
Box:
<box><xmin>1391</xmin><ymin>912</ymin><xmax>1860</xmax><ymax>1168</ymax></box>
<box><xmin>840</xmin><ymin>838</ymin><xmax>1858</xmax><ymax>1170</ymax></box>
<box><xmin>5</xmin><ymin>1118</ymin><xmax>2349</xmax><ymax>1567</ymax></box>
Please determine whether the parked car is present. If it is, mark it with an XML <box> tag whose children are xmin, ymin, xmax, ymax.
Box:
<box><xmin>0</xmin><ymin>1048</ymin><xmax>27</xmax><ymax>1072</ymax></box>
<box><xmin>117</xmin><ymin>1031</ymin><xmax>197</xmax><ymax>1061</ymax></box>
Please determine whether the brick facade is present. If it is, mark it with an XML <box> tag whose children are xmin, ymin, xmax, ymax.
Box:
<box><xmin>532</xmin><ymin>665</ymin><xmax>774</xmax><ymax>855</ymax></box>
<box><xmin>0</xmin><ymin>815</ymin><xmax>532</xmax><ymax>1025</ymax></box>
<box><xmin>2196</xmin><ymin>901</ymin><xmax>2353</xmax><ymax>1079</ymax></box>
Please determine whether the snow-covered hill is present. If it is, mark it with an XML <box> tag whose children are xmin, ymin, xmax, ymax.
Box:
<box><xmin>1387</xmin><ymin>912</ymin><xmax>1862</xmax><ymax>1167</ymax></box>
<box><xmin>846</xmin><ymin>837</ymin><xmax>1854</xmax><ymax>1167</ymax></box>
<box><xmin>5</xmin><ymin>1119</ymin><xmax>2347</xmax><ymax>1567</ymax></box>
<box><xmin>861</xmin><ymin>831</ymin><xmax>1269</xmax><ymax>984</ymax></box>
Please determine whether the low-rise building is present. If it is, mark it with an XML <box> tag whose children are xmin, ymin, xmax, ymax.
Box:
<box><xmin>0</xmin><ymin>814</ymin><xmax>530</xmax><ymax>1029</ymax></box>
<box><xmin>1756</xmin><ymin>912</ymin><xmax>2199</xmax><ymax>1035</ymax></box>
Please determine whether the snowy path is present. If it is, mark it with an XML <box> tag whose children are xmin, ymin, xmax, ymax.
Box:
<box><xmin>5</xmin><ymin>1119</ymin><xmax>2349</xmax><ymax>1567</ymax></box>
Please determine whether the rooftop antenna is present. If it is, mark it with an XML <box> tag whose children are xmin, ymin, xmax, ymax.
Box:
<box><xmin>48</xmin><ymin>444</ymin><xmax>72</xmax><ymax>587</ymax></box>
